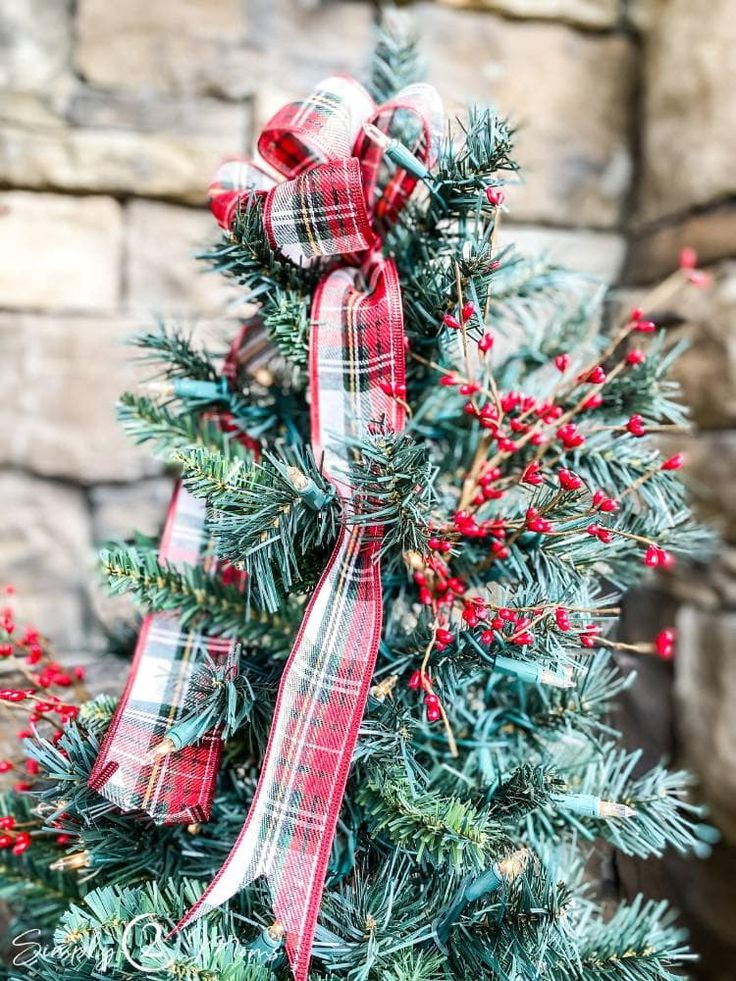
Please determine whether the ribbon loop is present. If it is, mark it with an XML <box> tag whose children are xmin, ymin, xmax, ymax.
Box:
<box><xmin>263</xmin><ymin>158</ymin><xmax>374</xmax><ymax>262</ymax></box>
<box><xmin>258</xmin><ymin>75</ymin><xmax>375</xmax><ymax>179</ymax></box>
<box><xmin>208</xmin><ymin>160</ymin><xmax>275</xmax><ymax>231</ymax></box>
<box><xmin>355</xmin><ymin>81</ymin><xmax>444</xmax><ymax>230</ymax></box>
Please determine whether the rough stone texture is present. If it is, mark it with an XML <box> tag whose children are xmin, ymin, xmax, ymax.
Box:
<box><xmin>0</xmin><ymin>192</ymin><xmax>122</xmax><ymax>312</ymax></box>
<box><xmin>621</xmin><ymin>263</ymin><xmax>736</xmax><ymax>430</ymax></box>
<box><xmin>0</xmin><ymin>88</ymin><xmax>249</xmax><ymax>203</ymax></box>
<box><xmin>440</xmin><ymin>0</ymin><xmax>619</xmax><ymax>29</ymax></box>
<box><xmin>0</xmin><ymin>0</ymin><xmax>72</xmax><ymax>95</ymax></box>
<box><xmin>676</xmin><ymin>605</ymin><xmax>736</xmax><ymax>839</ymax></box>
<box><xmin>665</xmin><ymin>264</ymin><xmax>736</xmax><ymax>431</ymax></box>
<box><xmin>89</xmin><ymin>479</ymin><xmax>176</xmax><ymax>543</ymax></box>
<box><xmin>76</xmin><ymin>0</ymin><xmax>250</xmax><ymax>99</ymax></box>
<box><xmin>124</xmin><ymin>200</ymin><xmax>239</xmax><ymax>316</ymax></box>
<box><xmin>624</xmin><ymin>205</ymin><xmax>736</xmax><ymax>284</ymax></box>
<box><xmin>217</xmin><ymin>0</ymin><xmax>374</xmax><ymax>102</ymax></box>
<box><xmin>658</xmin><ymin>431</ymin><xmax>736</xmax><ymax>541</ymax></box>
<box><xmin>640</xmin><ymin>0</ymin><xmax>736</xmax><ymax>222</ymax></box>
<box><xmin>0</xmin><ymin>313</ymin><xmax>159</xmax><ymax>483</ymax></box>
<box><xmin>507</xmin><ymin>224</ymin><xmax>626</xmax><ymax>280</ymax></box>
<box><xmin>77</xmin><ymin>0</ymin><xmax>373</xmax><ymax>101</ymax></box>
<box><xmin>419</xmin><ymin>6</ymin><xmax>634</xmax><ymax>227</ymax></box>
<box><xmin>0</xmin><ymin>472</ymin><xmax>94</xmax><ymax>653</ymax></box>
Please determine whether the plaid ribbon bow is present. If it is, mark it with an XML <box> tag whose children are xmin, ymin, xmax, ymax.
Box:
<box><xmin>88</xmin><ymin>324</ymin><xmax>266</xmax><ymax>824</ymax></box>
<box><xmin>173</xmin><ymin>76</ymin><xmax>443</xmax><ymax>980</ymax></box>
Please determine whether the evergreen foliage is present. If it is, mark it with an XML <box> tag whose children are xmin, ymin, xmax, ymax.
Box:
<box><xmin>0</xmin><ymin>14</ymin><xmax>714</xmax><ymax>981</ymax></box>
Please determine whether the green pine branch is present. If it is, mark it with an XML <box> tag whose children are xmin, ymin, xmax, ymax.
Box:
<box><xmin>176</xmin><ymin>444</ymin><xmax>340</xmax><ymax>612</ymax></box>
<box><xmin>100</xmin><ymin>546</ymin><xmax>247</xmax><ymax>636</ymax></box>
<box><xmin>130</xmin><ymin>323</ymin><xmax>218</xmax><ymax>382</ymax></box>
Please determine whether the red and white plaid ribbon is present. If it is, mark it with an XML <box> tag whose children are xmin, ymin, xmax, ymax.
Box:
<box><xmin>174</xmin><ymin>76</ymin><xmax>443</xmax><ymax>980</ymax></box>
<box><xmin>88</xmin><ymin>324</ymin><xmax>267</xmax><ymax>824</ymax></box>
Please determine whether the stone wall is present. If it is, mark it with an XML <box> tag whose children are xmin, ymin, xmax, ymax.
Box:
<box><xmin>0</xmin><ymin>0</ymin><xmax>734</xmax><ymax>974</ymax></box>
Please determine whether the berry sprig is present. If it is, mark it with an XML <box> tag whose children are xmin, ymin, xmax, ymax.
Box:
<box><xmin>0</xmin><ymin>588</ymin><xmax>86</xmax><ymax>793</ymax></box>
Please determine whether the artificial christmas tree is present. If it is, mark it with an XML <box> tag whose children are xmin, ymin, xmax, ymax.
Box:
<box><xmin>0</xmin><ymin>16</ymin><xmax>715</xmax><ymax>981</ymax></box>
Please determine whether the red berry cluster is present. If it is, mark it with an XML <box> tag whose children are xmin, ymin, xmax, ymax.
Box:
<box><xmin>0</xmin><ymin>589</ymin><xmax>85</xmax><ymax>794</ymax></box>
<box><xmin>406</xmin><ymin>253</ymin><xmax>707</xmax><ymax>724</ymax></box>
<box><xmin>408</xmin><ymin>670</ymin><xmax>444</xmax><ymax>722</ymax></box>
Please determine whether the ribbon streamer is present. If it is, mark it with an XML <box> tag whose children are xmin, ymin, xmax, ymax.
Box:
<box><xmin>88</xmin><ymin>324</ymin><xmax>267</xmax><ymax>824</ymax></box>
<box><xmin>174</xmin><ymin>76</ymin><xmax>443</xmax><ymax>981</ymax></box>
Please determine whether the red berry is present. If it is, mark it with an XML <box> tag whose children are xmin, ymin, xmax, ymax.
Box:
<box><xmin>626</xmin><ymin>414</ymin><xmax>646</xmax><ymax>437</ymax></box>
<box><xmin>439</xmin><ymin>374</ymin><xmax>458</xmax><ymax>387</ymax></box>
<box><xmin>436</xmin><ymin>628</ymin><xmax>454</xmax><ymax>646</ymax></box>
<box><xmin>558</xmin><ymin>468</ymin><xmax>582</xmax><ymax>491</ymax></box>
<box><xmin>655</xmin><ymin>627</ymin><xmax>676</xmax><ymax>660</ymax></box>
<box><xmin>0</xmin><ymin>815</ymin><xmax>14</xmax><ymax>829</ymax></box>
<box><xmin>462</xmin><ymin>607</ymin><xmax>479</xmax><ymax>628</ymax></box>
<box><xmin>557</xmin><ymin>424</ymin><xmax>585</xmax><ymax>449</ymax></box>
<box><xmin>555</xmin><ymin>608</ymin><xmax>571</xmax><ymax>632</ymax></box>
<box><xmin>442</xmin><ymin>314</ymin><xmax>462</xmax><ymax>331</ymax></box>
<box><xmin>634</xmin><ymin>320</ymin><xmax>657</xmax><ymax>334</ymax></box>
<box><xmin>626</xmin><ymin>348</ymin><xmax>646</xmax><ymax>366</ymax></box>
<box><xmin>478</xmin><ymin>332</ymin><xmax>494</xmax><ymax>353</ymax></box>
<box><xmin>0</xmin><ymin>690</ymin><xmax>28</xmax><ymax>702</ymax></box>
<box><xmin>661</xmin><ymin>453</ymin><xmax>684</xmax><ymax>471</ymax></box>
<box><xmin>12</xmin><ymin>831</ymin><xmax>31</xmax><ymax>855</ymax></box>
<box><xmin>500</xmin><ymin>391</ymin><xmax>521</xmax><ymax>413</ymax></box>
<box><xmin>458</xmin><ymin>382</ymin><xmax>481</xmax><ymax>396</ymax></box>
<box><xmin>511</xmin><ymin>631</ymin><xmax>533</xmax><ymax>646</ymax></box>
<box><xmin>408</xmin><ymin>671</ymin><xmax>422</xmax><ymax>690</ymax></box>
<box><xmin>592</xmin><ymin>490</ymin><xmax>619</xmax><ymax>513</ymax></box>
<box><xmin>426</xmin><ymin>706</ymin><xmax>442</xmax><ymax>722</ymax></box>
<box><xmin>521</xmin><ymin>461</ymin><xmax>543</xmax><ymax>486</ymax></box>
<box><xmin>462</xmin><ymin>301</ymin><xmax>475</xmax><ymax>322</ymax></box>
<box><xmin>679</xmin><ymin>247</ymin><xmax>697</xmax><ymax>270</ymax></box>
<box><xmin>0</xmin><ymin>834</ymin><xmax>12</xmax><ymax>849</ymax></box>
<box><xmin>579</xmin><ymin>365</ymin><xmax>606</xmax><ymax>385</ymax></box>
<box><xmin>425</xmin><ymin>693</ymin><xmax>440</xmax><ymax>709</ymax></box>
<box><xmin>582</xmin><ymin>392</ymin><xmax>603</xmax><ymax>411</ymax></box>
<box><xmin>485</xmin><ymin>187</ymin><xmax>505</xmax><ymax>206</ymax></box>
<box><xmin>579</xmin><ymin>624</ymin><xmax>600</xmax><ymax>649</ymax></box>
<box><xmin>644</xmin><ymin>544</ymin><xmax>661</xmax><ymax>567</ymax></box>
<box><xmin>554</xmin><ymin>354</ymin><xmax>571</xmax><ymax>373</ymax></box>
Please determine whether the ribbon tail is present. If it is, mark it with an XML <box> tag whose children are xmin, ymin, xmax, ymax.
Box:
<box><xmin>174</xmin><ymin>526</ymin><xmax>383</xmax><ymax>981</ymax></box>
<box><xmin>89</xmin><ymin>321</ymin><xmax>269</xmax><ymax>825</ymax></box>
<box><xmin>89</xmin><ymin>485</ymin><xmax>239</xmax><ymax>825</ymax></box>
